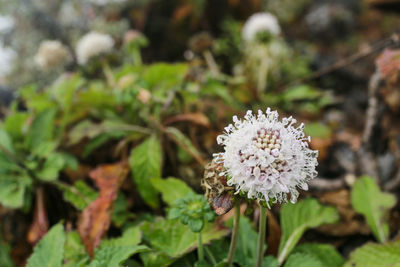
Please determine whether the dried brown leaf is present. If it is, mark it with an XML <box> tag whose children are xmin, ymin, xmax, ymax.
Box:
<box><xmin>317</xmin><ymin>189</ymin><xmax>370</xmax><ymax>236</ymax></box>
<box><xmin>27</xmin><ymin>187</ymin><xmax>49</xmax><ymax>245</ymax></box>
<box><xmin>78</xmin><ymin>162</ymin><xmax>129</xmax><ymax>256</ymax></box>
<box><xmin>164</xmin><ymin>113</ymin><xmax>210</xmax><ymax>128</ymax></box>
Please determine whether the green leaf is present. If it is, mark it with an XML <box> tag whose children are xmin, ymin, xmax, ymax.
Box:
<box><xmin>26</xmin><ymin>109</ymin><xmax>56</xmax><ymax>149</ymax></box>
<box><xmin>129</xmin><ymin>135</ymin><xmax>161</xmax><ymax>208</ymax></box>
<box><xmin>194</xmin><ymin>259</ymin><xmax>209</xmax><ymax>267</ymax></box>
<box><xmin>164</xmin><ymin>127</ymin><xmax>202</xmax><ymax>163</ymax></box>
<box><xmin>141</xmin><ymin>217</ymin><xmax>228</xmax><ymax>259</ymax></box>
<box><xmin>304</xmin><ymin>123</ymin><xmax>332</xmax><ymax>139</ymax></box>
<box><xmin>282</xmin><ymin>85</ymin><xmax>321</xmax><ymax>101</ymax></box>
<box><xmin>351</xmin><ymin>176</ymin><xmax>396</xmax><ymax>243</ymax></box>
<box><xmin>63</xmin><ymin>231</ymin><xmax>90</xmax><ymax>267</ymax></box>
<box><xmin>111</xmin><ymin>193</ymin><xmax>134</xmax><ymax>227</ymax></box>
<box><xmin>0</xmin><ymin>237</ymin><xmax>14</xmax><ymax>267</ymax></box>
<box><xmin>263</xmin><ymin>256</ymin><xmax>279</xmax><ymax>267</ymax></box>
<box><xmin>214</xmin><ymin>261</ymin><xmax>228</xmax><ymax>267</ymax></box>
<box><xmin>68</xmin><ymin>120</ymin><xmax>133</xmax><ymax>146</ymax></box>
<box><xmin>0</xmin><ymin>127</ymin><xmax>15</xmax><ymax>154</ymax></box>
<box><xmin>100</xmin><ymin>226</ymin><xmax>141</xmax><ymax>248</ymax></box>
<box><xmin>188</xmin><ymin>219</ymin><xmax>204</xmax><ymax>233</ymax></box>
<box><xmin>0</xmin><ymin>127</ymin><xmax>20</xmax><ymax>174</ymax></box>
<box><xmin>344</xmin><ymin>241</ymin><xmax>400</xmax><ymax>267</ymax></box>
<box><xmin>140</xmin><ymin>251</ymin><xmax>175</xmax><ymax>267</ymax></box>
<box><xmin>150</xmin><ymin>177</ymin><xmax>194</xmax><ymax>206</ymax></box>
<box><xmin>142</xmin><ymin>63</ymin><xmax>188</xmax><ymax>90</ymax></box>
<box><xmin>277</xmin><ymin>198</ymin><xmax>339</xmax><ymax>265</ymax></box>
<box><xmin>82</xmin><ymin>134</ymin><xmax>121</xmax><ymax>158</ymax></box>
<box><xmin>4</xmin><ymin>112</ymin><xmax>29</xmax><ymax>141</ymax></box>
<box><xmin>0</xmin><ymin>175</ymin><xmax>31</xmax><ymax>209</ymax></box>
<box><xmin>231</xmin><ymin>216</ymin><xmax>260</xmax><ymax>267</ymax></box>
<box><xmin>284</xmin><ymin>244</ymin><xmax>344</xmax><ymax>267</ymax></box>
<box><xmin>60</xmin><ymin>181</ymin><xmax>98</xmax><ymax>210</ymax></box>
<box><xmin>27</xmin><ymin>223</ymin><xmax>66</xmax><ymax>267</ymax></box>
<box><xmin>88</xmin><ymin>245</ymin><xmax>149</xmax><ymax>267</ymax></box>
<box><xmin>222</xmin><ymin>216</ymin><xmax>278</xmax><ymax>267</ymax></box>
<box><xmin>86</xmin><ymin>225</ymin><xmax>147</xmax><ymax>267</ymax></box>
<box><xmin>36</xmin><ymin>153</ymin><xmax>65</xmax><ymax>181</ymax></box>
<box><xmin>203</xmin><ymin>239</ymin><xmax>230</xmax><ymax>265</ymax></box>
<box><xmin>284</xmin><ymin>253</ymin><xmax>324</xmax><ymax>267</ymax></box>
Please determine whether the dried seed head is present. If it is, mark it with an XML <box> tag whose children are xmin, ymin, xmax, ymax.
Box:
<box><xmin>202</xmin><ymin>155</ymin><xmax>234</xmax><ymax>215</ymax></box>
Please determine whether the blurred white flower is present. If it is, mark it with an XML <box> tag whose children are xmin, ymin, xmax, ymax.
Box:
<box><xmin>75</xmin><ymin>31</ymin><xmax>114</xmax><ymax>65</ymax></box>
<box><xmin>87</xmin><ymin>0</ymin><xmax>127</xmax><ymax>6</ymax></box>
<box><xmin>0</xmin><ymin>15</ymin><xmax>14</xmax><ymax>34</ymax></box>
<box><xmin>215</xmin><ymin>109</ymin><xmax>318</xmax><ymax>205</ymax></box>
<box><xmin>0</xmin><ymin>43</ymin><xmax>16</xmax><ymax>81</ymax></box>
<box><xmin>59</xmin><ymin>2</ymin><xmax>85</xmax><ymax>27</ymax></box>
<box><xmin>34</xmin><ymin>40</ymin><xmax>70</xmax><ymax>71</ymax></box>
<box><xmin>242</xmin><ymin>12</ymin><xmax>281</xmax><ymax>42</ymax></box>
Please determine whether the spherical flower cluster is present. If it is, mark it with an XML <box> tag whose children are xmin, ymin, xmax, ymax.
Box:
<box><xmin>75</xmin><ymin>31</ymin><xmax>114</xmax><ymax>65</ymax></box>
<box><xmin>0</xmin><ymin>15</ymin><xmax>14</xmax><ymax>34</ymax></box>
<box><xmin>215</xmin><ymin>109</ymin><xmax>318</xmax><ymax>205</ymax></box>
<box><xmin>34</xmin><ymin>40</ymin><xmax>70</xmax><ymax>71</ymax></box>
<box><xmin>0</xmin><ymin>44</ymin><xmax>16</xmax><ymax>82</ymax></box>
<box><xmin>242</xmin><ymin>12</ymin><xmax>281</xmax><ymax>42</ymax></box>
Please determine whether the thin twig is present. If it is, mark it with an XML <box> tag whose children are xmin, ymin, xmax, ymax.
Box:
<box><xmin>285</xmin><ymin>33</ymin><xmax>400</xmax><ymax>87</ymax></box>
<box><xmin>309</xmin><ymin>177</ymin><xmax>346</xmax><ymax>192</ymax></box>
<box><xmin>384</xmin><ymin>169</ymin><xmax>400</xmax><ymax>192</ymax></box>
<box><xmin>148</xmin><ymin>116</ymin><xmax>206</xmax><ymax>166</ymax></box>
<box><xmin>203</xmin><ymin>50</ymin><xmax>221</xmax><ymax>77</ymax></box>
<box><xmin>357</xmin><ymin>71</ymin><xmax>383</xmax><ymax>181</ymax></box>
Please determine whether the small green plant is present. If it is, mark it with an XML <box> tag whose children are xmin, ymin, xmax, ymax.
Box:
<box><xmin>169</xmin><ymin>193</ymin><xmax>216</xmax><ymax>262</ymax></box>
<box><xmin>169</xmin><ymin>193</ymin><xmax>216</xmax><ymax>233</ymax></box>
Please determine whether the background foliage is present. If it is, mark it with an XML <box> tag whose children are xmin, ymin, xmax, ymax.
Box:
<box><xmin>0</xmin><ymin>0</ymin><xmax>400</xmax><ymax>266</ymax></box>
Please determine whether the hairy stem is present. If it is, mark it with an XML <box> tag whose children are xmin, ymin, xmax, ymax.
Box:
<box><xmin>227</xmin><ymin>201</ymin><xmax>241</xmax><ymax>266</ymax></box>
<box><xmin>256</xmin><ymin>205</ymin><xmax>267</xmax><ymax>267</ymax></box>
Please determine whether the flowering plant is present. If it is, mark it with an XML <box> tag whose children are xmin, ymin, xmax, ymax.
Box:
<box><xmin>242</xmin><ymin>12</ymin><xmax>281</xmax><ymax>42</ymax></box>
<box><xmin>215</xmin><ymin>109</ymin><xmax>318</xmax><ymax>206</ymax></box>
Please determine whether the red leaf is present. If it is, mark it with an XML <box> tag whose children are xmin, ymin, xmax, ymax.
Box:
<box><xmin>376</xmin><ymin>49</ymin><xmax>400</xmax><ymax>78</ymax></box>
<box><xmin>78</xmin><ymin>161</ymin><xmax>129</xmax><ymax>256</ymax></box>
<box><xmin>27</xmin><ymin>187</ymin><xmax>49</xmax><ymax>245</ymax></box>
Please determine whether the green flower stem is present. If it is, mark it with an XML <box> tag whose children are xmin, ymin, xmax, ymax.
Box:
<box><xmin>130</xmin><ymin>46</ymin><xmax>142</xmax><ymax>66</ymax></box>
<box><xmin>256</xmin><ymin>205</ymin><xmax>267</xmax><ymax>267</ymax></box>
<box><xmin>198</xmin><ymin>232</ymin><xmax>204</xmax><ymax>261</ymax></box>
<box><xmin>102</xmin><ymin>61</ymin><xmax>116</xmax><ymax>88</ymax></box>
<box><xmin>227</xmin><ymin>200</ymin><xmax>241</xmax><ymax>267</ymax></box>
<box><xmin>205</xmin><ymin>246</ymin><xmax>217</xmax><ymax>265</ymax></box>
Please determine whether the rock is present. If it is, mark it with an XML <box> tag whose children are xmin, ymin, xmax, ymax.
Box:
<box><xmin>378</xmin><ymin>152</ymin><xmax>397</xmax><ymax>182</ymax></box>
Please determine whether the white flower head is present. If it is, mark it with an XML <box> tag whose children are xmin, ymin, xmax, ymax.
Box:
<box><xmin>34</xmin><ymin>40</ymin><xmax>70</xmax><ymax>71</ymax></box>
<box><xmin>87</xmin><ymin>0</ymin><xmax>127</xmax><ymax>6</ymax></box>
<box><xmin>215</xmin><ymin>109</ymin><xmax>318</xmax><ymax>205</ymax></box>
<box><xmin>242</xmin><ymin>12</ymin><xmax>281</xmax><ymax>42</ymax></box>
<box><xmin>0</xmin><ymin>15</ymin><xmax>14</xmax><ymax>34</ymax></box>
<box><xmin>0</xmin><ymin>44</ymin><xmax>16</xmax><ymax>81</ymax></box>
<box><xmin>75</xmin><ymin>31</ymin><xmax>114</xmax><ymax>65</ymax></box>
